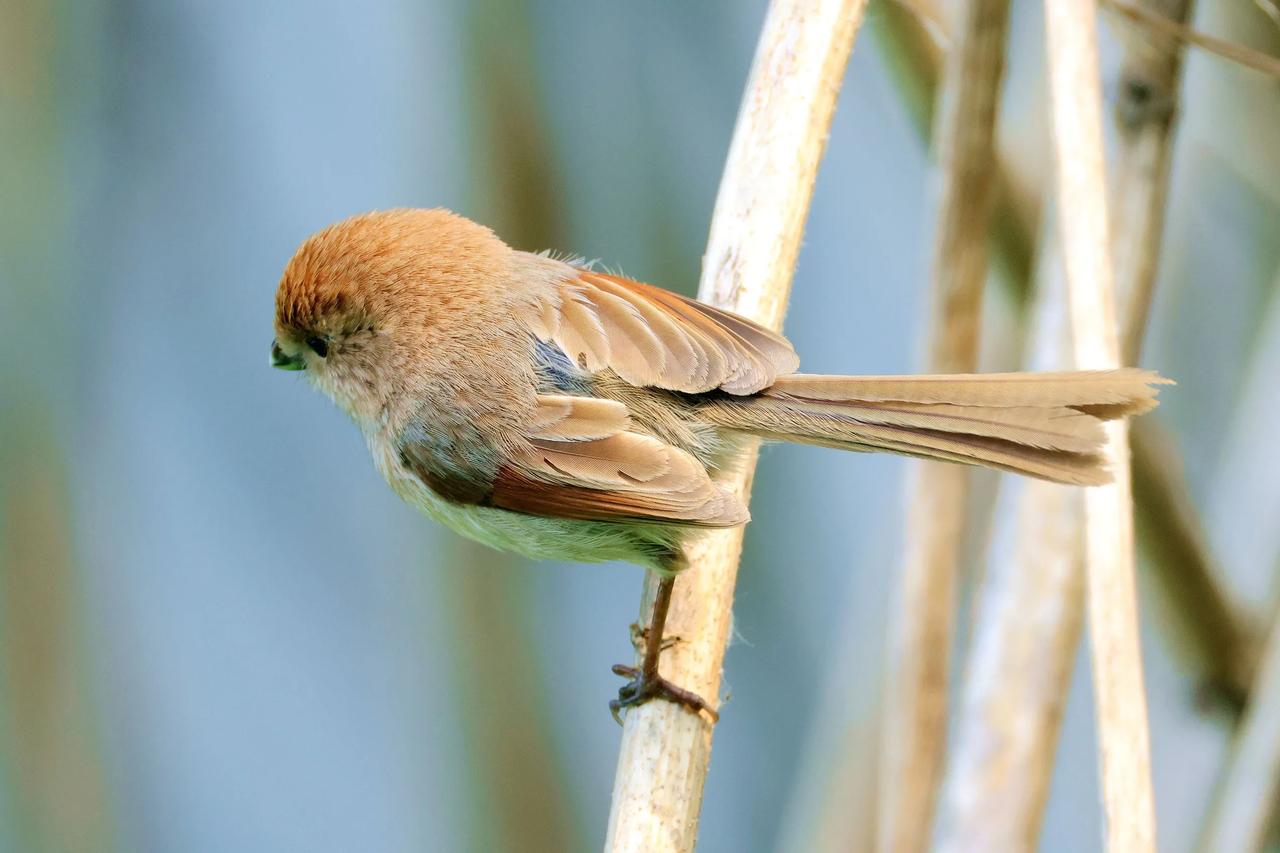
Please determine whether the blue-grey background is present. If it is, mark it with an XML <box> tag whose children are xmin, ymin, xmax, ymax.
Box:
<box><xmin>1</xmin><ymin>1</ymin><xmax>1277</xmax><ymax>851</ymax></box>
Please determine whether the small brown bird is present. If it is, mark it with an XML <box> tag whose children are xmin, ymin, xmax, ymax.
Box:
<box><xmin>272</xmin><ymin>208</ymin><xmax>1167</xmax><ymax>721</ymax></box>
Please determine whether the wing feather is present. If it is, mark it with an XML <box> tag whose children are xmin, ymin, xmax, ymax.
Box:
<box><xmin>528</xmin><ymin>395</ymin><xmax>631</xmax><ymax>440</ymax></box>
<box><xmin>397</xmin><ymin>391</ymin><xmax>745</xmax><ymax>527</ymax></box>
<box><xmin>491</xmin><ymin>395</ymin><xmax>747</xmax><ymax>527</ymax></box>
<box><xmin>528</xmin><ymin>263</ymin><xmax>798</xmax><ymax>394</ymax></box>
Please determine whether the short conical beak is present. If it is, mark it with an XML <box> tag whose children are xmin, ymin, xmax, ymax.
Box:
<box><xmin>270</xmin><ymin>340</ymin><xmax>305</xmax><ymax>371</ymax></box>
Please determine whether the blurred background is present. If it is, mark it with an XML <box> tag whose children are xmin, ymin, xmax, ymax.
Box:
<box><xmin>1</xmin><ymin>0</ymin><xmax>1277</xmax><ymax>851</ymax></box>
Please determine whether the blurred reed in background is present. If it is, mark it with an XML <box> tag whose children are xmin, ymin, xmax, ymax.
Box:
<box><xmin>1</xmin><ymin>0</ymin><xmax>1278</xmax><ymax>851</ymax></box>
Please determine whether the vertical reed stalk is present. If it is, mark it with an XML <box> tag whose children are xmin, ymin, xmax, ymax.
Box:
<box><xmin>934</xmin><ymin>230</ymin><xmax>1087</xmax><ymax>851</ymax></box>
<box><xmin>604</xmin><ymin>2</ymin><xmax>867</xmax><ymax>850</ymax></box>
<box><xmin>1107</xmin><ymin>0</ymin><xmax>1253</xmax><ymax>706</ymax></box>
<box><xmin>452</xmin><ymin>4</ymin><xmax>584</xmax><ymax>847</ymax></box>
<box><xmin>870</xmin><ymin>13</ymin><xmax>1239</xmax><ymax>701</ymax></box>
<box><xmin>1199</xmin><ymin>585</ymin><xmax>1280</xmax><ymax>851</ymax></box>
<box><xmin>877</xmin><ymin>2</ymin><xmax>1011</xmax><ymax>850</ymax></box>
<box><xmin>1199</xmin><ymin>267</ymin><xmax>1280</xmax><ymax>850</ymax></box>
<box><xmin>1110</xmin><ymin>0</ymin><xmax>1194</xmax><ymax>366</ymax></box>
<box><xmin>1045</xmin><ymin>0</ymin><xmax>1156</xmax><ymax>848</ymax></box>
<box><xmin>939</xmin><ymin>0</ymin><xmax>1198</xmax><ymax>845</ymax></box>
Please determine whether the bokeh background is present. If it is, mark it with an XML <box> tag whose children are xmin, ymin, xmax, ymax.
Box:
<box><xmin>2</xmin><ymin>1</ymin><xmax>1278</xmax><ymax>851</ymax></box>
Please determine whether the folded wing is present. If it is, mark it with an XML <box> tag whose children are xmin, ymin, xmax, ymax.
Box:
<box><xmin>491</xmin><ymin>394</ymin><xmax>747</xmax><ymax>527</ymax></box>
<box><xmin>525</xmin><ymin>266</ymin><xmax>799</xmax><ymax>395</ymax></box>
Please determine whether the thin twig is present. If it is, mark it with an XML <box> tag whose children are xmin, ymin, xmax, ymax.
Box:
<box><xmin>1102</xmin><ymin>0</ymin><xmax>1280</xmax><ymax>79</ymax></box>
<box><xmin>1045</xmin><ymin>0</ymin><xmax>1156</xmax><ymax>848</ymax></box>
<box><xmin>877</xmin><ymin>1</ymin><xmax>1011</xmax><ymax>849</ymax></box>
<box><xmin>603</xmin><ymin>2</ymin><xmax>867</xmax><ymax>850</ymax></box>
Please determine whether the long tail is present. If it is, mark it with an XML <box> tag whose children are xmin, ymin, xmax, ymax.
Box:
<box><xmin>702</xmin><ymin>368</ymin><xmax>1170</xmax><ymax>485</ymax></box>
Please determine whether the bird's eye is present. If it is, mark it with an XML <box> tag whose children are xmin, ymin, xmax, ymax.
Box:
<box><xmin>305</xmin><ymin>336</ymin><xmax>329</xmax><ymax>358</ymax></box>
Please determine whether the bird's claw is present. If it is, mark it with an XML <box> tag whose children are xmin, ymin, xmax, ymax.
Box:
<box><xmin>609</xmin><ymin>664</ymin><xmax>718</xmax><ymax>726</ymax></box>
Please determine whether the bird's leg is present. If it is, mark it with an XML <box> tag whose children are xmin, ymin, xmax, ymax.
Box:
<box><xmin>611</xmin><ymin>575</ymin><xmax>718</xmax><ymax>725</ymax></box>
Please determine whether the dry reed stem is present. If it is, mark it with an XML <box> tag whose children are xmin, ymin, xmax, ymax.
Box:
<box><xmin>939</xmin><ymin>1</ymin><xmax>1204</xmax><ymax>844</ymax></box>
<box><xmin>1199</xmin><ymin>604</ymin><xmax>1280</xmax><ymax>851</ymax></box>
<box><xmin>1105</xmin><ymin>0</ymin><xmax>1256</xmax><ymax>704</ymax></box>
<box><xmin>603</xmin><ymin>2</ymin><xmax>867</xmax><ymax>850</ymax></box>
<box><xmin>1110</xmin><ymin>0</ymin><xmax>1195</xmax><ymax>367</ymax></box>
<box><xmin>935</xmin><ymin>232</ymin><xmax>1089</xmax><ymax>852</ymax></box>
<box><xmin>1045</xmin><ymin>0</ymin><xmax>1156</xmax><ymax>848</ymax></box>
<box><xmin>777</xmin><ymin>699</ymin><xmax>882</xmax><ymax>852</ymax></box>
<box><xmin>1257</xmin><ymin>0</ymin><xmax>1280</xmax><ymax>29</ymax></box>
<box><xmin>0</xmin><ymin>439</ymin><xmax>114</xmax><ymax>853</ymax></box>
<box><xmin>874</xmin><ymin>2</ymin><xmax>1037</xmax><ymax>302</ymax></box>
<box><xmin>1199</xmin><ymin>263</ymin><xmax>1280</xmax><ymax>849</ymax></box>
<box><xmin>792</xmin><ymin>3</ymin><xmax>1231</xmax><ymax>847</ymax></box>
<box><xmin>877</xmin><ymin>1</ymin><xmax>1011</xmax><ymax>849</ymax></box>
<box><xmin>937</xmin><ymin>487</ymin><xmax>1086</xmax><ymax>849</ymax></box>
<box><xmin>880</xmin><ymin>1</ymin><xmax>1259</xmax><ymax>696</ymax></box>
<box><xmin>1132</xmin><ymin>418</ymin><xmax>1257</xmax><ymax>705</ymax></box>
<box><xmin>1102</xmin><ymin>0</ymin><xmax>1280</xmax><ymax>79</ymax></box>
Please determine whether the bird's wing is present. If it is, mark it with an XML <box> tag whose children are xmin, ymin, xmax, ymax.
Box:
<box><xmin>525</xmin><ymin>268</ymin><xmax>800</xmax><ymax>395</ymax></box>
<box><xmin>487</xmin><ymin>394</ymin><xmax>748</xmax><ymax>527</ymax></box>
<box><xmin>394</xmin><ymin>394</ymin><xmax>747</xmax><ymax>527</ymax></box>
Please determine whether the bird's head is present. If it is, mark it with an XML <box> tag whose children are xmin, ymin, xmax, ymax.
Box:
<box><xmin>271</xmin><ymin>208</ymin><xmax>517</xmax><ymax>427</ymax></box>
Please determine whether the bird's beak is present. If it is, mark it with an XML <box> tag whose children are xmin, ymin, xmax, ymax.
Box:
<box><xmin>271</xmin><ymin>340</ymin><xmax>305</xmax><ymax>371</ymax></box>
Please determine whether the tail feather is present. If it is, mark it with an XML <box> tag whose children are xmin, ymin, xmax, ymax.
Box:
<box><xmin>769</xmin><ymin>368</ymin><xmax>1167</xmax><ymax>416</ymax></box>
<box><xmin>703</xmin><ymin>368</ymin><xmax>1170</xmax><ymax>486</ymax></box>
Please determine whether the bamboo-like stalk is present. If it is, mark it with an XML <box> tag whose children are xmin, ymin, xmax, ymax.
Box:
<box><xmin>604</xmin><ymin>2</ymin><xmax>867</xmax><ymax>850</ymax></box>
<box><xmin>1045</xmin><ymin>1</ymin><xmax>1156</xmax><ymax>849</ymax></box>
<box><xmin>877</xmin><ymin>2</ymin><xmax>1011</xmax><ymax>850</ymax></box>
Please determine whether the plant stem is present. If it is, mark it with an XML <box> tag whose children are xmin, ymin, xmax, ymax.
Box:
<box><xmin>934</xmin><ymin>230</ymin><xmax>1088</xmax><ymax>852</ymax></box>
<box><xmin>1045</xmin><ymin>0</ymin><xmax>1157</xmax><ymax>848</ymax></box>
<box><xmin>603</xmin><ymin>2</ymin><xmax>868</xmax><ymax>850</ymax></box>
<box><xmin>877</xmin><ymin>1</ymin><xmax>1011</xmax><ymax>849</ymax></box>
<box><xmin>1199</xmin><ymin>598</ymin><xmax>1280</xmax><ymax>851</ymax></box>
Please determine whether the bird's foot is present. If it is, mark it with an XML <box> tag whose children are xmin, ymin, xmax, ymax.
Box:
<box><xmin>609</xmin><ymin>664</ymin><xmax>719</xmax><ymax>725</ymax></box>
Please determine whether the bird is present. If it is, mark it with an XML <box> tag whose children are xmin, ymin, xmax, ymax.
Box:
<box><xmin>271</xmin><ymin>207</ymin><xmax>1169</xmax><ymax>722</ymax></box>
